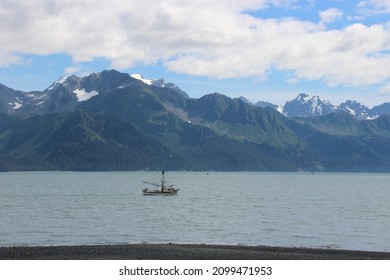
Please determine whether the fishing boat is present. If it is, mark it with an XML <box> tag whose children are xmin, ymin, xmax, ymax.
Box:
<box><xmin>142</xmin><ymin>171</ymin><xmax>179</xmax><ymax>195</ymax></box>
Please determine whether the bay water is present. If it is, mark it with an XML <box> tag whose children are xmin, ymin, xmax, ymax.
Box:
<box><xmin>1</xmin><ymin>171</ymin><xmax>389</xmax><ymax>252</ymax></box>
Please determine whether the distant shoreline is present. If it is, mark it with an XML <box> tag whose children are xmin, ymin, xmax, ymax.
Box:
<box><xmin>1</xmin><ymin>244</ymin><xmax>390</xmax><ymax>260</ymax></box>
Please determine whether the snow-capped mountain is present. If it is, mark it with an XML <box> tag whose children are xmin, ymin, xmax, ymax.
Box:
<box><xmin>338</xmin><ymin>100</ymin><xmax>370</xmax><ymax>120</ymax></box>
<box><xmin>20</xmin><ymin>71</ymin><xmax>136</xmax><ymax>114</ymax></box>
<box><xmin>258</xmin><ymin>94</ymin><xmax>390</xmax><ymax>119</ymax></box>
<box><xmin>0</xmin><ymin>70</ymin><xmax>188</xmax><ymax>114</ymax></box>
<box><xmin>131</xmin><ymin>74</ymin><xmax>189</xmax><ymax>98</ymax></box>
<box><xmin>282</xmin><ymin>93</ymin><xmax>338</xmax><ymax>117</ymax></box>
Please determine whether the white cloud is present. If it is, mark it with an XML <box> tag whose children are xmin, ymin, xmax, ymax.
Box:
<box><xmin>357</xmin><ymin>0</ymin><xmax>390</xmax><ymax>15</ymax></box>
<box><xmin>0</xmin><ymin>0</ymin><xmax>390</xmax><ymax>90</ymax></box>
<box><xmin>64</xmin><ymin>65</ymin><xmax>82</xmax><ymax>75</ymax></box>
<box><xmin>380</xmin><ymin>81</ymin><xmax>390</xmax><ymax>94</ymax></box>
<box><xmin>0</xmin><ymin>50</ymin><xmax>25</xmax><ymax>67</ymax></box>
<box><xmin>319</xmin><ymin>8</ymin><xmax>343</xmax><ymax>25</ymax></box>
<box><xmin>269</xmin><ymin>0</ymin><xmax>298</xmax><ymax>8</ymax></box>
<box><xmin>281</xmin><ymin>23</ymin><xmax>390</xmax><ymax>87</ymax></box>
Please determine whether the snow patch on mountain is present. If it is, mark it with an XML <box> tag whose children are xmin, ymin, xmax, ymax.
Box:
<box><xmin>131</xmin><ymin>74</ymin><xmax>189</xmax><ymax>98</ymax></box>
<box><xmin>338</xmin><ymin>100</ymin><xmax>370</xmax><ymax>120</ymax></box>
<box><xmin>9</xmin><ymin>102</ymin><xmax>21</xmax><ymax>109</ymax></box>
<box><xmin>47</xmin><ymin>75</ymin><xmax>71</xmax><ymax>90</ymax></box>
<box><xmin>12</xmin><ymin>97</ymin><xmax>23</xmax><ymax>109</ymax></box>
<box><xmin>130</xmin><ymin>74</ymin><xmax>153</xmax><ymax>85</ymax></box>
<box><xmin>73</xmin><ymin>89</ymin><xmax>98</xmax><ymax>102</ymax></box>
<box><xmin>131</xmin><ymin>74</ymin><xmax>173</xmax><ymax>88</ymax></box>
<box><xmin>276</xmin><ymin>106</ymin><xmax>284</xmax><ymax>114</ymax></box>
<box><xmin>311</xmin><ymin>96</ymin><xmax>336</xmax><ymax>115</ymax></box>
<box><xmin>12</xmin><ymin>102</ymin><xmax>22</xmax><ymax>109</ymax></box>
<box><xmin>298</xmin><ymin>93</ymin><xmax>311</xmax><ymax>103</ymax></box>
<box><xmin>34</xmin><ymin>93</ymin><xmax>50</xmax><ymax>105</ymax></box>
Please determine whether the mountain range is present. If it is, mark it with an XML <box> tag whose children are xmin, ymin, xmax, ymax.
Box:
<box><xmin>1</xmin><ymin>69</ymin><xmax>390</xmax><ymax>172</ymax></box>
<box><xmin>2</xmin><ymin>71</ymin><xmax>389</xmax><ymax>119</ymax></box>
<box><xmin>254</xmin><ymin>93</ymin><xmax>390</xmax><ymax>120</ymax></box>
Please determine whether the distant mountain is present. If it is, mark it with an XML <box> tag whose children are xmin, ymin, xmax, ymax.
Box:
<box><xmin>3</xmin><ymin>70</ymin><xmax>390</xmax><ymax>171</ymax></box>
<box><xmin>338</xmin><ymin>100</ymin><xmax>370</xmax><ymax>120</ymax></box>
<box><xmin>0</xmin><ymin>83</ymin><xmax>59</xmax><ymax>114</ymax></box>
<box><xmin>283</xmin><ymin>93</ymin><xmax>337</xmax><ymax>117</ymax></box>
<box><xmin>370</xmin><ymin>103</ymin><xmax>390</xmax><ymax>118</ymax></box>
<box><xmin>256</xmin><ymin>94</ymin><xmax>390</xmax><ymax>120</ymax></box>
<box><xmin>0</xmin><ymin>70</ymin><xmax>188</xmax><ymax>115</ymax></box>
<box><xmin>0</xmin><ymin>70</ymin><xmax>139</xmax><ymax>114</ymax></box>
<box><xmin>0</xmin><ymin>83</ymin><xmax>30</xmax><ymax>112</ymax></box>
<box><xmin>289</xmin><ymin>112</ymin><xmax>390</xmax><ymax>171</ymax></box>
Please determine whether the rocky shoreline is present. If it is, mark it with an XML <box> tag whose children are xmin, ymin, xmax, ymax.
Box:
<box><xmin>1</xmin><ymin>244</ymin><xmax>390</xmax><ymax>260</ymax></box>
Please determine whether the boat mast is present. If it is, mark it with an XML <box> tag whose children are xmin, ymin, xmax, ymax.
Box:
<box><xmin>161</xmin><ymin>171</ymin><xmax>165</xmax><ymax>192</ymax></box>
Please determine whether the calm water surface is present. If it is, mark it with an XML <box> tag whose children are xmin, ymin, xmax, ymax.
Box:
<box><xmin>0</xmin><ymin>172</ymin><xmax>389</xmax><ymax>252</ymax></box>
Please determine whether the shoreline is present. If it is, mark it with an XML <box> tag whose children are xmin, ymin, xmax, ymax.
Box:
<box><xmin>1</xmin><ymin>244</ymin><xmax>390</xmax><ymax>260</ymax></box>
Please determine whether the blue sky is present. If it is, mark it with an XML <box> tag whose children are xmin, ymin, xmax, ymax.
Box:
<box><xmin>1</xmin><ymin>0</ymin><xmax>390</xmax><ymax>107</ymax></box>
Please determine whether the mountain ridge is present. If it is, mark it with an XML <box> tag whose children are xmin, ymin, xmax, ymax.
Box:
<box><xmin>2</xmin><ymin>70</ymin><xmax>390</xmax><ymax>119</ymax></box>
<box><xmin>2</xmin><ymin>70</ymin><xmax>390</xmax><ymax>171</ymax></box>
<box><xmin>256</xmin><ymin>93</ymin><xmax>390</xmax><ymax>120</ymax></box>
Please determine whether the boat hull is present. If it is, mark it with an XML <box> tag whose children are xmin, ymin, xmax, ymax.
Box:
<box><xmin>142</xmin><ymin>189</ymin><xmax>179</xmax><ymax>195</ymax></box>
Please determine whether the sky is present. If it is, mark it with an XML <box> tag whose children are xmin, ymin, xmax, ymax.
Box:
<box><xmin>1</xmin><ymin>0</ymin><xmax>390</xmax><ymax>107</ymax></box>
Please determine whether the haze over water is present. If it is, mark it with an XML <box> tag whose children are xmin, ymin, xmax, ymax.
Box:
<box><xmin>1</xmin><ymin>171</ymin><xmax>389</xmax><ymax>252</ymax></box>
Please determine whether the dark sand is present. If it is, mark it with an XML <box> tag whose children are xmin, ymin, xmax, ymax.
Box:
<box><xmin>1</xmin><ymin>244</ymin><xmax>390</xmax><ymax>260</ymax></box>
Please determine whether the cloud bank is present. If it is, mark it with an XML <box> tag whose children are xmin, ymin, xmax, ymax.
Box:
<box><xmin>1</xmin><ymin>0</ymin><xmax>390</xmax><ymax>89</ymax></box>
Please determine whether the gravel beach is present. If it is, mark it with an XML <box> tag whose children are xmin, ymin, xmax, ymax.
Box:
<box><xmin>1</xmin><ymin>244</ymin><xmax>390</xmax><ymax>260</ymax></box>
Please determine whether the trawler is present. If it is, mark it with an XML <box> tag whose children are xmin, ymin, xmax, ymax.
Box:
<box><xmin>142</xmin><ymin>171</ymin><xmax>179</xmax><ymax>195</ymax></box>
